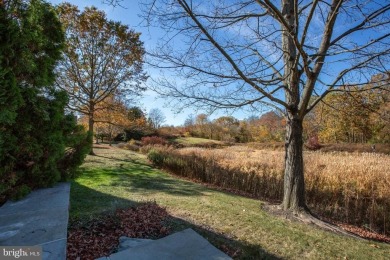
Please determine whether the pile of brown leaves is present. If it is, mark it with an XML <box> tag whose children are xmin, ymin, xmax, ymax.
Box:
<box><xmin>335</xmin><ymin>222</ymin><xmax>390</xmax><ymax>244</ymax></box>
<box><xmin>67</xmin><ymin>202</ymin><xmax>170</xmax><ymax>260</ymax></box>
<box><xmin>316</xmin><ymin>216</ymin><xmax>390</xmax><ymax>243</ymax></box>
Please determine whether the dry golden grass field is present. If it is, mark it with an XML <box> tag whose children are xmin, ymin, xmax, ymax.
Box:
<box><xmin>148</xmin><ymin>145</ymin><xmax>390</xmax><ymax>236</ymax></box>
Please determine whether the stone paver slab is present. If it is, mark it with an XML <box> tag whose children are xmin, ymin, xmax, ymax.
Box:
<box><xmin>0</xmin><ymin>209</ymin><xmax>68</xmax><ymax>245</ymax></box>
<box><xmin>0</xmin><ymin>183</ymin><xmax>70</xmax><ymax>216</ymax></box>
<box><xmin>0</xmin><ymin>183</ymin><xmax>70</xmax><ymax>260</ymax></box>
<box><xmin>105</xmin><ymin>229</ymin><xmax>231</xmax><ymax>260</ymax></box>
<box><xmin>41</xmin><ymin>238</ymin><xmax>67</xmax><ymax>260</ymax></box>
<box><xmin>117</xmin><ymin>237</ymin><xmax>153</xmax><ymax>252</ymax></box>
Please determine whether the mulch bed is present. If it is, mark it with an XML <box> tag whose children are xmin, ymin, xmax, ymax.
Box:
<box><xmin>67</xmin><ymin>202</ymin><xmax>170</xmax><ymax>260</ymax></box>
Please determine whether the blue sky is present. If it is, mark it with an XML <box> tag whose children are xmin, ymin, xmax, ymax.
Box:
<box><xmin>48</xmin><ymin>1</ymin><xmax>388</xmax><ymax>125</ymax></box>
<box><xmin>48</xmin><ymin>0</ymin><xmax>254</xmax><ymax>126</ymax></box>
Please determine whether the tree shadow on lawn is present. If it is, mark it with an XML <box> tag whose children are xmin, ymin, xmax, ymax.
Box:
<box><xmin>95</xmin><ymin>154</ymin><xmax>146</xmax><ymax>165</ymax></box>
<box><xmin>69</xmin><ymin>181</ymin><xmax>137</xmax><ymax>221</ymax></box>
<box><xmin>69</xmin><ymin>182</ymin><xmax>280</xmax><ymax>260</ymax></box>
<box><xmin>80</xmin><ymin>160</ymin><xmax>207</xmax><ymax>197</ymax></box>
<box><xmin>168</xmin><ymin>216</ymin><xmax>282</xmax><ymax>260</ymax></box>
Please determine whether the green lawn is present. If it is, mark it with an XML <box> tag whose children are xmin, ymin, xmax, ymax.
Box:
<box><xmin>172</xmin><ymin>137</ymin><xmax>224</xmax><ymax>146</ymax></box>
<box><xmin>69</xmin><ymin>145</ymin><xmax>390</xmax><ymax>259</ymax></box>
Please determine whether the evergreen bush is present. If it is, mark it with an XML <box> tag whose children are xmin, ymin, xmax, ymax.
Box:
<box><xmin>0</xmin><ymin>0</ymin><xmax>89</xmax><ymax>204</ymax></box>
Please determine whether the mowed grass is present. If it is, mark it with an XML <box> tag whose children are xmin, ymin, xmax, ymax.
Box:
<box><xmin>173</xmin><ymin>137</ymin><xmax>224</xmax><ymax>146</ymax></box>
<box><xmin>69</xmin><ymin>145</ymin><xmax>390</xmax><ymax>259</ymax></box>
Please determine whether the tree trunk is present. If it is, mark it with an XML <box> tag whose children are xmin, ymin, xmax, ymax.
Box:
<box><xmin>282</xmin><ymin>113</ymin><xmax>306</xmax><ymax>212</ymax></box>
<box><xmin>88</xmin><ymin>112</ymin><xmax>95</xmax><ymax>155</ymax></box>
<box><xmin>280</xmin><ymin>0</ymin><xmax>306</xmax><ymax>212</ymax></box>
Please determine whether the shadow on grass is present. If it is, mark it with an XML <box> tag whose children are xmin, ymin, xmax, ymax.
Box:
<box><xmin>95</xmin><ymin>154</ymin><xmax>146</xmax><ymax>165</ymax></box>
<box><xmin>168</xmin><ymin>216</ymin><xmax>282</xmax><ymax>260</ymax></box>
<box><xmin>69</xmin><ymin>181</ymin><xmax>138</xmax><ymax>221</ymax></box>
<box><xmin>79</xmin><ymin>159</ymin><xmax>207</xmax><ymax>197</ymax></box>
<box><xmin>93</xmin><ymin>146</ymin><xmax>110</xmax><ymax>149</ymax></box>
<box><xmin>69</xmin><ymin>182</ymin><xmax>280</xmax><ymax>259</ymax></box>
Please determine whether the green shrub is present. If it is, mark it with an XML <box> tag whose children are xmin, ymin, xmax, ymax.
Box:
<box><xmin>11</xmin><ymin>185</ymin><xmax>31</xmax><ymax>201</ymax></box>
<box><xmin>58</xmin><ymin>120</ymin><xmax>92</xmax><ymax>180</ymax></box>
<box><xmin>147</xmin><ymin>149</ymin><xmax>166</xmax><ymax>165</ymax></box>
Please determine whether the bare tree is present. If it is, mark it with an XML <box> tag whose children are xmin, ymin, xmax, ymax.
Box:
<box><xmin>102</xmin><ymin>0</ymin><xmax>124</xmax><ymax>7</ymax></box>
<box><xmin>148</xmin><ymin>108</ymin><xmax>166</xmax><ymax>129</ymax></box>
<box><xmin>141</xmin><ymin>0</ymin><xmax>390</xmax><ymax>214</ymax></box>
<box><xmin>55</xmin><ymin>3</ymin><xmax>147</xmax><ymax>154</ymax></box>
<box><xmin>184</xmin><ymin>114</ymin><xmax>195</xmax><ymax>127</ymax></box>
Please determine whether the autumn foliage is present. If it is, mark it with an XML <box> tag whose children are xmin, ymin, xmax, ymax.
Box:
<box><xmin>78</xmin><ymin>96</ymin><xmax>134</xmax><ymax>143</ymax></box>
<box><xmin>67</xmin><ymin>202</ymin><xmax>170</xmax><ymax>259</ymax></box>
<box><xmin>141</xmin><ymin>136</ymin><xmax>167</xmax><ymax>146</ymax></box>
<box><xmin>56</xmin><ymin>3</ymin><xmax>146</xmax><ymax>152</ymax></box>
<box><xmin>305</xmin><ymin>76</ymin><xmax>390</xmax><ymax>144</ymax></box>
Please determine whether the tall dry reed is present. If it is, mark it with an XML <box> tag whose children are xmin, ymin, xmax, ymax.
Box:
<box><xmin>147</xmin><ymin>145</ymin><xmax>390</xmax><ymax>235</ymax></box>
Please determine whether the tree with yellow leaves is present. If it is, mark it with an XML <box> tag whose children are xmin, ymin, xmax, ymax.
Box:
<box><xmin>56</xmin><ymin>3</ymin><xmax>146</xmax><ymax>154</ymax></box>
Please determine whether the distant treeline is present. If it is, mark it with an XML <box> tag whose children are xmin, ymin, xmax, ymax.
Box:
<box><xmin>161</xmin><ymin>77</ymin><xmax>389</xmax><ymax>144</ymax></box>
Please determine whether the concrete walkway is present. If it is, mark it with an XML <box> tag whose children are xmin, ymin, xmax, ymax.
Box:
<box><xmin>0</xmin><ymin>184</ymin><xmax>231</xmax><ymax>260</ymax></box>
<box><xmin>0</xmin><ymin>183</ymin><xmax>70</xmax><ymax>260</ymax></box>
<box><xmin>98</xmin><ymin>228</ymin><xmax>232</xmax><ymax>260</ymax></box>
